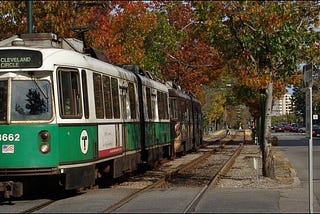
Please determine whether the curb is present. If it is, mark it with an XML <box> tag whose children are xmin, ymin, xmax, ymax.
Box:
<box><xmin>272</xmin><ymin>147</ymin><xmax>301</xmax><ymax>188</ymax></box>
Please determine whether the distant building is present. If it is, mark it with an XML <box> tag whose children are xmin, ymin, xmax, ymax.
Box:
<box><xmin>272</xmin><ymin>93</ymin><xmax>294</xmax><ymax>116</ymax></box>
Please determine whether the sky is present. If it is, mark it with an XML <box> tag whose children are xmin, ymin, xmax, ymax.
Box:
<box><xmin>286</xmin><ymin>86</ymin><xmax>293</xmax><ymax>94</ymax></box>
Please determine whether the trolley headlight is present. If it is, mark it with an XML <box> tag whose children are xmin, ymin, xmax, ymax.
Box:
<box><xmin>39</xmin><ymin>143</ymin><xmax>50</xmax><ymax>154</ymax></box>
<box><xmin>39</xmin><ymin>130</ymin><xmax>50</xmax><ymax>142</ymax></box>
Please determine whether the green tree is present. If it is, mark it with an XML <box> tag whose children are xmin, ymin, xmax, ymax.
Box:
<box><xmin>292</xmin><ymin>82</ymin><xmax>306</xmax><ymax>123</ymax></box>
<box><xmin>202</xmin><ymin>86</ymin><xmax>226</xmax><ymax>127</ymax></box>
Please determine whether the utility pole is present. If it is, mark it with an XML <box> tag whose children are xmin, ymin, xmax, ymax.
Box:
<box><xmin>303</xmin><ymin>63</ymin><xmax>313</xmax><ymax>213</ymax></box>
<box><xmin>26</xmin><ymin>0</ymin><xmax>33</xmax><ymax>33</ymax></box>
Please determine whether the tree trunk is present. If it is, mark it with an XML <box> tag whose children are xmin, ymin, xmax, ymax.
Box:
<box><xmin>262</xmin><ymin>82</ymin><xmax>275</xmax><ymax>177</ymax></box>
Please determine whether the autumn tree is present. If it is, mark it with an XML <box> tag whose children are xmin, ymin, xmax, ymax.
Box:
<box><xmin>0</xmin><ymin>1</ymin><xmax>81</xmax><ymax>37</ymax></box>
<box><xmin>93</xmin><ymin>1</ymin><xmax>225</xmax><ymax>100</ymax></box>
<box><xmin>90</xmin><ymin>1</ymin><xmax>157</xmax><ymax>66</ymax></box>
<box><xmin>0</xmin><ymin>1</ymin><xmax>29</xmax><ymax>35</ymax></box>
<box><xmin>163</xmin><ymin>2</ymin><xmax>223</xmax><ymax>99</ymax></box>
<box><xmin>193</xmin><ymin>1</ymin><xmax>320</xmax><ymax>177</ymax></box>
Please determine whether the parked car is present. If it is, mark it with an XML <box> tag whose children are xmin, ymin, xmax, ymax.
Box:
<box><xmin>290</xmin><ymin>123</ymin><xmax>302</xmax><ymax>132</ymax></box>
<box><xmin>284</xmin><ymin>124</ymin><xmax>293</xmax><ymax>132</ymax></box>
<box><xmin>312</xmin><ymin>124</ymin><xmax>320</xmax><ymax>137</ymax></box>
<box><xmin>298</xmin><ymin>127</ymin><xmax>306</xmax><ymax>133</ymax></box>
<box><xmin>274</xmin><ymin>125</ymin><xmax>285</xmax><ymax>132</ymax></box>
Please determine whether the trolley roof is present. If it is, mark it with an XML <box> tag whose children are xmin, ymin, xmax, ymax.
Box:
<box><xmin>0</xmin><ymin>33</ymin><xmax>168</xmax><ymax>92</ymax></box>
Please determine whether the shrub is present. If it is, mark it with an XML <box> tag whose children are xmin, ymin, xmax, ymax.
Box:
<box><xmin>270</xmin><ymin>136</ymin><xmax>278</xmax><ymax>146</ymax></box>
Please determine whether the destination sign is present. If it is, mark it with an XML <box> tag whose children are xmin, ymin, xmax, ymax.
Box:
<box><xmin>0</xmin><ymin>49</ymin><xmax>42</xmax><ymax>69</ymax></box>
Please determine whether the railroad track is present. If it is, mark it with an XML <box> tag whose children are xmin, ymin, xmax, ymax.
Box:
<box><xmin>103</xmin><ymin>131</ymin><xmax>245</xmax><ymax>213</ymax></box>
<box><xmin>183</xmin><ymin>144</ymin><xmax>243</xmax><ymax>213</ymax></box>
<box><xmin>22</xmin><ymin>200</ymin><xmax>56</xmax><ymax>214</ymax></box>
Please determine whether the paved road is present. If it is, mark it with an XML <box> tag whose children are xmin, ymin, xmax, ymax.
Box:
<box><xmin>276</xmin><ymin>132</ymin><xmax>320</xmax><ymax>213</ymax></box>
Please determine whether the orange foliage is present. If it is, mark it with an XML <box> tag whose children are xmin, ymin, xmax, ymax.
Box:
<box><xmin>32</xmin><ymin>1</ymin><xmax>78</xmax><ymax>37</ymax></box>
<box><xmin>157</xmin><ymin>2</ymin><xmax>223</xmax><ymax>97</ymax></box>
<box><xmin>164</xmin><ymin>37</ymin><xmax>223</xmax><ymax>97</ymax></box>
<box><xmin>166</xmin><ymin>2</ymin><xmax>195</xmax><ymax>31</ymax></box>
<box><xmin>89</xmin><ymin>1</ymin><xmax>157</xmax><ymax>65</ymax></box>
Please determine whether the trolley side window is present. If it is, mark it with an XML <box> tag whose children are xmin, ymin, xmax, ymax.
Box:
<box><xmin>81</xmin><ymin>70</ymin><xmax>89</xmax><ymax>119</ymax></box>
<box><xmin>157</xmin><ymin>91</ymin><xmax>163</xmax><ymax>119</ymax></box>
<box><xmin>164</xmin><ymin>93</ymin><xmax>169</xmax><ymax>119</ymax></box>
<box><xmin>0</xmin><ymin>81</ymin><xmax>8</xmax><ymax>121</ymax></box>
<box><xmin>58</xmin><ymin>68</ymin><xmax>82</xmax><ymax>118</ymax></box>
<box><xmin>170</xmin><ymin>98</ymin><xmax>177</xmax><ymax>120</ymax></box>
<box><xmin>146</xmin><ymin>87</ymin><xmax>152</xmax><ymax>119</ymax></box>
<box><xmin>128</xmin><ymin>82</ymin><xmax>136</xmax><ymax>119</ymax></box>
<box><xmin>93</xmin><ymin>73</ymin><xmax>104</xmax><ymax>118</ymax></box>
<box><xmin>93</xmin><ymin>74</ymin><xmax>120</xmax><ymax>119</ymax></box>
<box><xmin>180</xmin><ymin>100</ymin><xmax>185</xmax><ymax>121</ymax></box>
<box><xmin>103</xmin><ymin>75</ymin><xmax>112</xmax><ymax>119</ymax></box>
<box><xmin>157</xmin><ymin>91</ymin><xmax>169</xmax><ymax>120</ymax></box>
<box><xmin>111</xmin><ymin>77</ymin><xmax>120</xmax><ymax>119</ymax></box>
<box><xmin>185</xmin><ymin>102</ymin><xmax>190</xmax><ymax>122</ymax></box>
<box><xmin>151</xmin><ymin>90</ymin><xmax>156</xmax><ymax>120</ymax></box>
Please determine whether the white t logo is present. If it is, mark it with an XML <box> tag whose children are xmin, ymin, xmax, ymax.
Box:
<box><xmin>80</xmin><ymin>130</ymin><xmax>89</xmax><ymax>154</ymax></box>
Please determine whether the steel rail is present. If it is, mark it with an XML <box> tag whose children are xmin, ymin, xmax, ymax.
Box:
<box><xmin>183</xmin><ymin>143</ymin><xmax>244</xmax><ymax>213</ymax></box>
<box><xmin>102</xmin><ymin>141</ymin><xmax>225</xmax><ymax>213</ymax></box>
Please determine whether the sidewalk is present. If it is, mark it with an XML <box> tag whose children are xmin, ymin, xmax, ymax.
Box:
<box><xmin>200</xmin><ymin>129</ymin><xmax>320</xmax><ymax>213</ymax></box>
<box><xmin>197</xmin><ymin>187</ymin><xmax>319</xmax><ymax>213</ymax></box>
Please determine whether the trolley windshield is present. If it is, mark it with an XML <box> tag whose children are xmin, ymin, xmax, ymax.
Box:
<box><xmin>0</xmin><ymin>79</ymin><xmax>52</xmax><ymax>122</ymax></box>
